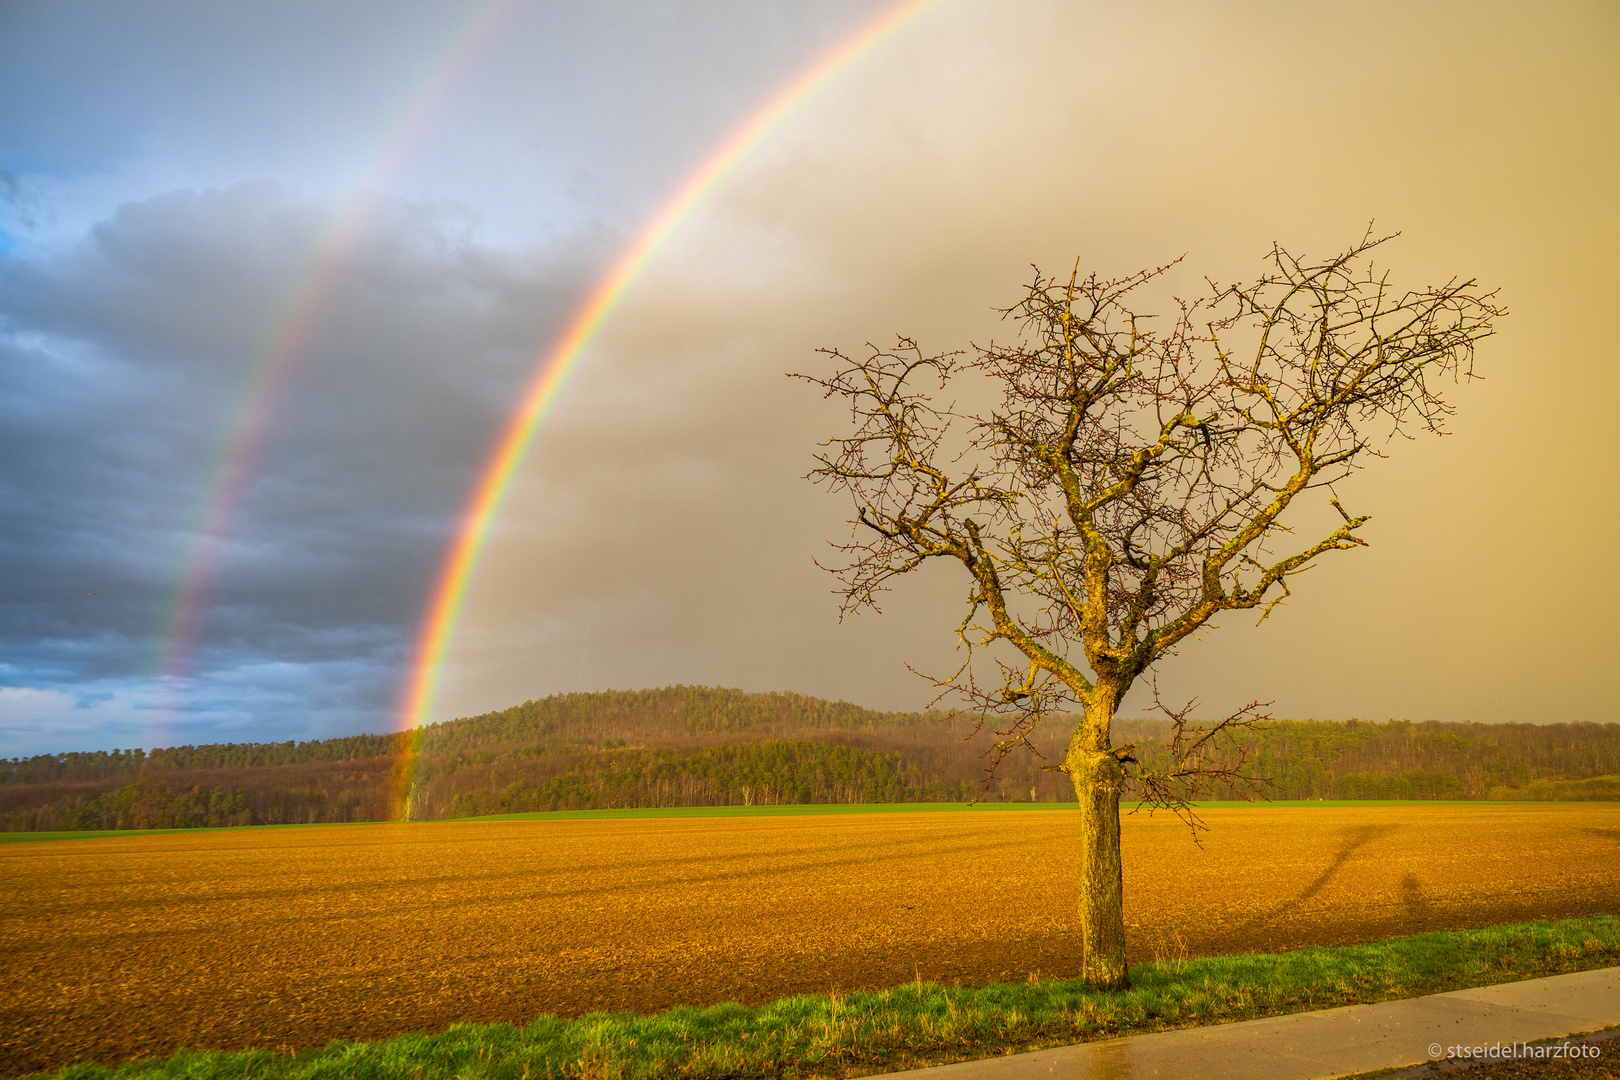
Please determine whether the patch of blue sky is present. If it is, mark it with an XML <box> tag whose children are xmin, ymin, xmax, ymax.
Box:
<box><xmin>0</xmin><ymin>678</ymin><xmax>158</xmax><ymax>757</ymax></box>
<box><xmin>0</xmin><ymin>653</ymin><xmax>400</xmax><ymax>757</ymax></box>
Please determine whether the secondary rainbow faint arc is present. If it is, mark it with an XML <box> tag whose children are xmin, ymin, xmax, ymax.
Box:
<box><xmin>153</xmin><ymin>0</ymin><xmax>518</xmax><ymax>733</ymax></box>
<box><xmin>396</xmin><ymin>0</ymin><xmax>943</xmax><ymax>742</ymax></box>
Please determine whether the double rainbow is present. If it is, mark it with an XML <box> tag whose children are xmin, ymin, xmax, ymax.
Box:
<box><xmin>145</xmin><ymin>0</ymin><xmax>942</xmax><ymax>810</ymax></box>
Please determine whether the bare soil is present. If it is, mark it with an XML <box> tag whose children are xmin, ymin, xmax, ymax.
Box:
<box><xmin>3</xmin><ymin>804</ymin><xmax>1617</xmax><ymax>1076</ymax></box>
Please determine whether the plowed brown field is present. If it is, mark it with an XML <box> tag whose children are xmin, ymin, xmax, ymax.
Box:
<box><xmin>3</xmin><ymin>804</ymin><xmax>1618</xmax><ymax>1075</ymax></box>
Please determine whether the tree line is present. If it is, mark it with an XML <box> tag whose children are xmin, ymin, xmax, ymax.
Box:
<box><xmin>436</xmin><ymin>741</ymin><xmax>980</xmax><ymax>818</ymax></box>
<box><xmin>0</xmin><ymin>686</ymin><xmax>938</xmax><ymax>787</ymax></box>
<box><xmin>1</xmin><ymin>758</ymin><xmax>397</xmax><ymax>831</ymax></box>
<box><xmin>0</xmin><ymin>732</ymin><xmax>411</xmax><ymax>786</ymax></box>
<box><xmin>3</xmin><ymin>687</ymin><xmax>1616</xmax><ymax>830</ymax></box>
<box><xmin>1129</xmin><ymin>718</ymin><xmax>1620</xmax><ymax>801</ymax></box>
<box><xmin>9</xmin><ymin>779</ymin><xmax>253</xmax><ymax>831</ymax></box>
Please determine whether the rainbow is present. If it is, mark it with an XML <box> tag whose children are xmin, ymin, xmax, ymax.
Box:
<box><xmin>390</xmin><ymin>0</ymin><xmax>942</xmax><ymax>816</ymax></box>
<box><xmin>153</xmin><ymin>1</ymin><xmax>519</xmax><ymax>738</ymax></box>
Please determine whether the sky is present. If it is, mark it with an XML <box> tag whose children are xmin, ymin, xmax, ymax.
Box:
<box><xmin>1</xmin><ymin>0</ymin><xmax>1616</xmax><ymax>757</ymax></box>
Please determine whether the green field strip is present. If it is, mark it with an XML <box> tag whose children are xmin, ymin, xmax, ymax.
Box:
<box><xmin>0</xmin><ymin>820</ymin><xmax>377</xmax><ymax>844</ymax></box>
<box><xmin>463</xmin><ymin>801</ymin><xmax>1075</xmax><ymax>821</ymax></box>
<box><xmin>1171</xmin><ymin>799</ymin><xmax>1491</xmax><ymax>807</ymax></box>
<box><xmin>0</xmin><ymin>797</ymin><xmax>1588</xmax><ymax>842</ymax></box>
<box><xmin>463</xmin><ymin>799</ymin><xmax>1496</xmax><ymax>823</ymax></box>
<box><xmin>0</xmin><ymin>802</ymin><xmax>1069</xmax><ymax>840</ymax></box>
<box><xmin>38</xmin><ymin>916</ymin><xmax>1620</xmax><ymax>1079</ymax></box>
<box><xmin>0</xmin><ymin>827</ymin><xmax>217</xmax><ymax>843</ymax></box>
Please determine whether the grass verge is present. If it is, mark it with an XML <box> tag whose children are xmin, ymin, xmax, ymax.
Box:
<box><xmin>0</xmin><ymin>821</ymin><xmax>376</xmax><ymax>844</ymax></box>
<box><xmin>41</xmin><ymin>915</ymin><xmax>1620</xmax><ymax>1079</ymax></box>
<box><xmin>3</xmin><ymin>800</ymin><xmax>1517</xmax><ymax>842</ymax></box>
<box><xmin>473</xmin><ymin>800</ymin><xmax>1492</xmax><ymax>822</ymax></box>
<box><xmin>0</xmin><ymin>805</ymin><xmax>1067</xmax><ymax>842</ymax></box>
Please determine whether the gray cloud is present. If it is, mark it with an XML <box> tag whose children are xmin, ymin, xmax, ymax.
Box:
<box><xmin>0</xmin><ymin>0</ymin><xmax>889</xmax><ymax>246</ymax></box>
<box><xmin>0</xmin><ymin>182</ymin><xmax>609</xmax><ymax>751</ymax></box>
<box><xmin>2</xmin><ymin>0</ymin><xmax>1617</xmax><ymax>757</ymax></box>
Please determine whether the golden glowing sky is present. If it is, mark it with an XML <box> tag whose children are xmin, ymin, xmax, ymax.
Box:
<box><xmin>447</xmin><ymin>0</ymin><xmax>1619</xmax><ymax>726</ymax></box>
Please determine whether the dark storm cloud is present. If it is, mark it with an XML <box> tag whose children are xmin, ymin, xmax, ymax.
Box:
<box><xmin>0</xmin><ymin>183</ymin><xmax>610</xmax><ymax>752</ymax></box>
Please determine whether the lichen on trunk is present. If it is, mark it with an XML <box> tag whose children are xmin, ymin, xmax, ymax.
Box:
<box><xmin>1068</xmin><ymin>706</ymin><xmax>1129</xmax><ymax>989</ymax></box>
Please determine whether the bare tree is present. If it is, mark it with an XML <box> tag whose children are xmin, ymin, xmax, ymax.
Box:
<box><xmin>796</xmin><ymin>232</ymin><xmax>1503</xmax><ymax>990</ymax></box>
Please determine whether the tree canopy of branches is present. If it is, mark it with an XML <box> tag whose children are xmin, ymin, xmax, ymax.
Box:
<box><xmin>798</xmin><ymin>232</ymin><xmax>1504</xmax><ymax>989</ymax></box>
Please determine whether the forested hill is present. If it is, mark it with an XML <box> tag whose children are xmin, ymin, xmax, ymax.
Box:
<box><xmin>0</xmin><ymin>686</ymin><xmax>946</xmax><ymax>786</ymax></box>
<box><xmin>1139</xmin><ymin>718</ymin><xmax>1620</xmax><ymax>801</ymax></box>
<box><xmin>428</xmin><ymin>685</ymin><xmax>949</xmax><ymax>749</ymax></box>
<box><xmin>2</xmin><ymin>686</ymin><xmax>1618</xmax><ymax>831</ymax></box>
<box><xmin>1250</xmin><ymin>718</ymin><xmax>1620</xmax><ymax>798</ymax></box>
<box><xmin>0</xmin><ymin>732</ymin><xmax>411</xmax><ymax>785</ymax></box>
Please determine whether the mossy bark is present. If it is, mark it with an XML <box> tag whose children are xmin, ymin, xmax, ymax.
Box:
<box><xmin>1068</xmin><ymin>721</ymin><xmax>1129</xmax><ymax>990</ymax></box>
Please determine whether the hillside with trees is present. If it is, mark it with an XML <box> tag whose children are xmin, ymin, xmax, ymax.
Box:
<box><xmin>2</xmin><ymin>686</ymin><xmax>1616</xmax><ymax>831</ymax></box>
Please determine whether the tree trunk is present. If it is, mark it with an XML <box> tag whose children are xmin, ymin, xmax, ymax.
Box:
<box><xmin>1068</xmin><ymin>744</ymin><xmax>1129</xmax><ymax>989</ymax></box>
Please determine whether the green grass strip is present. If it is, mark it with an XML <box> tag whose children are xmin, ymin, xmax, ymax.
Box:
<box><xmin>4</xmin><ymin>800</ymin><xmax>1528</xmax><ymax>842</ymax></box>
<box><xmin>468</xmin><ymin>802</ymin><xmax>1071</xmax><ymax>821</ymax></box>
<box><xmin>0</xmin><ymin>821</ymin><xmax>378</xmax><ymax>844</ymax></box>
<box><xmin>471</xmin><ymin>800</ymin><xmax>1492</xmax><ymax>822</ymax></box>
<box><xmin>43</xmin><ymin>916</ymin><xmax>1620</xmax><ymax>1079</ymax></box>
<box><xmin>0</xmin><ymin>805</ymin><xmax>1054</xmax><ymax>842</ymax></box>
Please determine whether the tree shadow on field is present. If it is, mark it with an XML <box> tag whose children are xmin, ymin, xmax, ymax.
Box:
<box><xmin>1235</xmin><ymin>824</ymin><xmax>1401</xmax><ymax>935</ymax></box>
<box><xmin>1400</xmin><ymin>873</ymin><xmax>1430</xmax><ymax>923</ymax></box>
